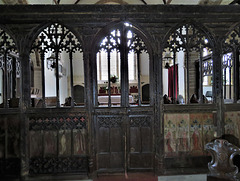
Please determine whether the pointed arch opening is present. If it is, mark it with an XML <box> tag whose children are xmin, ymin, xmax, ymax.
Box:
<box><xmin>0</xmin><ymin>27</ymin><xmax>20</xmax><ymax>108</ymax></box>
<box><xmin>30</xmin><ymin>23</ymin><xmax>84</xmax><ymax>108</ymax></box>
<box><xmin>222</xmin><ymin>25</ymin><xmax>240</xmax><ymax>104</ymax></box>
<box><xmin>95</xmin><ymin>22</ymin><xmax>151</xmax><ymax>107</ymax></box>
<box><xmin>163</xmin><ymin>23</ymin><xmax>213</xmax><ymax>104</ymax></box>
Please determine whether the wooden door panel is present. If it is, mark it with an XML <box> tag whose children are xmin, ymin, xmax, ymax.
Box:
<box><xmin>128</xmin><ymin>116</ymin><xmax>153</xmax><ymax>170</ymax></box>
<box><xmin>129</xmin><ymin>153</ymin><xmax>153</xmax><ymax>168</ymax></box>
<box><xmin>96</xmin><ymin>116</ymin><xmax>124</xmax><ymax>171</ymax></box>
<box><xmin>98</xmin><ymin>127</ymin><xmax>110</xmax><ymax>152</ymax></box>
<box><xmin>98</xmin><ymin>153</ymin><xmax>110</xmax><ymax>169</ymax></box>
<box><xmin>110</xmin><ymin>152</ymin><xmax>124</xmax><ymax>168</ymax></box>
<box><xmin>130</xmin><ymin>127</ymin><xmax>141</xmax><ymax>152</ymax></box>
<box><xmin>96</xmin><ymin>113</ymin><xmax>153</xmax><ymax>172</ymax></box>
<box><xmin>141</xmin><ymin>127</ymin><xmax>152</xmax><ymax>152</ymax></box>
<box><xmin>110</xmin><ymin>128</ymin><xmax>122</xmax><ymax>152</ymax></box>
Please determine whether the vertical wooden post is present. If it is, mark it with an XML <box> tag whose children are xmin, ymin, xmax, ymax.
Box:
<box><xmin>69</xmin><ymin>51</ymin><xmax>74</xmax><ymax>107</ymax></box>
<box><xmin>212</xmin><ymin>43</ymin><xmax>224</xmax><ymax>137</ymax></box>
<box><xmin>20</xmin><ymin>51</ymin><xmax>30</xmax><ymax>180</ymax></box>
<box><xmin>40</xmin><ymin>52</ymin><xmax>46</xmax><ymax>108</ymax></box>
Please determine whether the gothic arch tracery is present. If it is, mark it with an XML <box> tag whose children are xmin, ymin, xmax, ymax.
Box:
<box><xmin>30</xmin><ymin>22</ymin><xmax>84</xmax><ymax>108</ymax></box>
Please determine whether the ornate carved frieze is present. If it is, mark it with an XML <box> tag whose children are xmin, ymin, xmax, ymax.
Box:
<box><xmin>29</xmin><ymin>157</ymin><xmax>88</xmax><ymax>174</ymax></box>
<box><xmin>129</xmin><ymin>116</ymin><xmax>151</xmax><ymax>127</ymax></box>
<box><xmin>29</xmin><ymin>115</ymin><xmax>87</xmax><ymax>131</ymax></box>
<box><xmin>97</xmin><ymin>116</ymin><xmax>122</xmax><ymax>128</ymax></box>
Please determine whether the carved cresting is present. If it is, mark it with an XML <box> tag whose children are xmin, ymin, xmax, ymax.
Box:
<box><xmin>98</xmin><ymin>116</ymin><xmax>122</xmax><ymax>128</ymax></box>
<box><xmin>130</xmin><ymin>116</ymin><xmax>151</xmax><ymax>127</ymax></box>
<box><xmin>205</xmin><ymin>139</ymin><xmax>240</xmax><ymax>180</ymax></box>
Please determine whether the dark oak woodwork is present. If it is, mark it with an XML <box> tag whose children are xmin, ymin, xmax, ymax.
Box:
<box><xmin>0</xmin><ymin>4</ymin><xmax>240</xmax><ymax>180</ymax></box>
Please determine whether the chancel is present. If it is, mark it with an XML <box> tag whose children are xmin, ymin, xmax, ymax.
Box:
<box><xmin>0</xmin><ymin>0</ymin><xmax>240</xmax><ymax>181</ymax></box>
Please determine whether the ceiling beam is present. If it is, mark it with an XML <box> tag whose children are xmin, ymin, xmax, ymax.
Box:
<box><xmin>75</xmin><ymin>0</ymin><xmax>80</xmax><ymax>4</ymax></box>
<box><xmin>141</xmin><ymin>0</ymin><xmax>147</xmax><ymax>4</ymax></box>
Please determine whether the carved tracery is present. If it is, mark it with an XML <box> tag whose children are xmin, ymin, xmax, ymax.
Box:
<box><xmin>222</xmin><ymin>25</ymin><xmax>240</xmax><ymax>103</ymax></box>
<box><xmin>0</xmin><ymin>28</ymin><xmax>19</xmax><ymax>108</ymax></box>
<box><xmin>31</xmin><ymin>23</ymin><xmax>83</xmax><ymax>107</ymax></box>
<box><xmin>97</xmin><ymin>23</ymin><xmax>148</xmax><ymax>107</ymax></box>
<box><xmin>164</xmin><ymin>24</ymin><xmax>212</xmax><ymax>104</ymax></box>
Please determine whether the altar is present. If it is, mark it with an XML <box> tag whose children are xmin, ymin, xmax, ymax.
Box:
<box><xmin>98</xmin><ymin>95</ymin><xmax>135</xmax><ymax>105</ymax></box>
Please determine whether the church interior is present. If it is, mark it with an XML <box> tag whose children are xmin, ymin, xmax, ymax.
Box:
<box><xmin>0</xmin><ymin>0</ymin><xmax>240</xmax><ymax>180</ymax></box>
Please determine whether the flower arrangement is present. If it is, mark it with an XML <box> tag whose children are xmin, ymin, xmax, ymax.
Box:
<box><xmin>110</xmin><ymin>75</ymin><xmax>118</xmax><ymax>83</ymax></box>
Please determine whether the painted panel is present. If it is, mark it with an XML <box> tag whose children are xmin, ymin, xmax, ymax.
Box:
<box><xmin>30</xmin><ymin>130</ymin><xmax>43</xmax><ymax>157</ymax></box>
<box><xmin>190</xmin><ymin>114</ymin><xmax>203</xmax><ymax>155</ymax></box>
<box><xmin>73</xmin><ymin>129</ymin><xmax>87</xmax><ymax>155</ymax></box>
<box><xmin>59</xmin><ymin>130</ymin><xmax>71</xmax><ymax>156</ymax></box>
<box><xmin>225</xmin><ymin>111</ymin><xmax>240</xmax><ymax>139</ymax></box>
<box><xmin>44</xmin><ymin>131</ymin><xmax>57</xmax><ymax>156</ymax></box>
<box><xmin>177</xmin><ymin>114</ymin><xmax>190</xmax><ymax>152</ymax></box>
<box><xmin>202</xmin><ymin>114</ymin><xmax>215</xmax><ymax>147</ymax></box>
<box><xmin>164</xmin><ymin>113</ymin><xmax>215</xmax><ymax>156</ymax></box>
<box><xmin>29</xmin><ymin>115</ymin><xmax>88</xmax><ymax>174</ymax></box>
<box><xmin>164</xmin><ymin>114</ymin><xmax>177</xmax><ymax>156</ymax></box>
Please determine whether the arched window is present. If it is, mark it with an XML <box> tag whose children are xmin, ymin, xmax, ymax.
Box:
<box><xmin>96</xmin><ymin>22</ymin><xmax>149</xmax><ymax>107</ymax></box>
<box><xmin>0</xmin><ymin>28</ymin><xmax>20</xmax><ymax>108</ymax></box>
<box><xmin>163</xmin><ymin>24</ymin><xmax>212</xmax><ymax>104</ymax></box>
<box><xmin>30</xmin><ymin>23</ymin><xmax>84</xmax><ymax>108</ymax></box>
<box><xmin>222</xmin><ymin>25</ymin><xmax>240</xmax><ymax>103</ymax></box>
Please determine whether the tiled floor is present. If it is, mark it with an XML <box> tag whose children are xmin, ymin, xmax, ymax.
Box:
<box><xmin>158</xmin><ymin>174</ymin><xmax>207</xmax><ymax>181</ymax></box>
<box><xmin>93</xmin><ymin>172</ymin><xmax>157</xmax><ymax>181</ymax></box>
<box><xmin>92</xmin><ymin>173</ymin><xmax>207</xmax><ymax>181</ymax></box>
